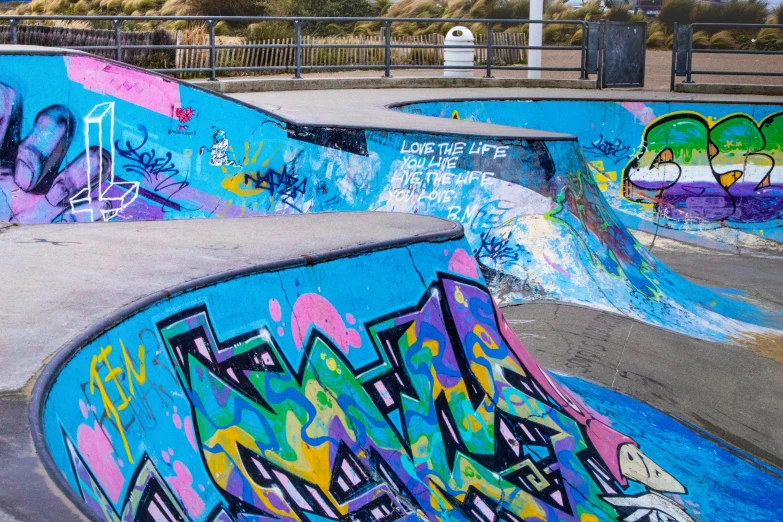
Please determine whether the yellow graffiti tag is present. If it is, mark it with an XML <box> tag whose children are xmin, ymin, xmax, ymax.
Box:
<box><xmin>88</xmin><ymin>340</ymin><xmax>147</xmax><ymax>464</ymax></box>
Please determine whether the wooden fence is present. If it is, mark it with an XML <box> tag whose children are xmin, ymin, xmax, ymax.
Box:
<box><xmin>175</xmin><ymin>31</ymin><xmax>527</xmax><ymax>77</ymax></box>
<box><xmin>0</xmin><ymin>24</ymin><xmax>175</xmax><ymax>67</ymax></box>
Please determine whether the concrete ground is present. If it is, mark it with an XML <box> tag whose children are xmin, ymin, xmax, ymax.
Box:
<box><xmin>504</xmin><ymin>242</ymin><xmax>783</xmax><ymax>472</ymax></box>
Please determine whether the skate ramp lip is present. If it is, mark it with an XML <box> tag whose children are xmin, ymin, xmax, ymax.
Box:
<box><xmin>0</xmin><ymin>212</ymin><xmax>460</xmax><ymax>394</ymax></box>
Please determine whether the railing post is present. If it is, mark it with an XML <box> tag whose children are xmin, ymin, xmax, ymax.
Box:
<box><xmin>384</xmin><ymin>20</ymin><xmax>392</xmax><ymax>78</ymax></box>
<box><xmin>685</xmin><ymin>24</ymin><xmax>693</xmax><ymax>83</ymax></box>
<box><xmin>485</xmin><ymin>21</ymin><xmax>493</xmax><ymax>78</ymax></box>
<box><xmin>294</xmin><ymin>20</ymin><xmax>301</xmax><ymax>79</ymax></box>
<box><xmin>670</xmin><ymin>22</ymin><xmax>678</xmax><ymax>91</ymax></box>
<box><xmin>208</xmin><ymin>19</ymin><xmax>217</xmax><ymax>81</ymax></box>
<box><xmin>113</xmin><ymin>19</ymin><xmax>122</xmax><ymax>62</ymax></box>
<box><xmin>580</xmin><ymin>21</ymin><xmax>588</xmax><ymax>79</ymax></box>
<box><xmin>9</xmin><ymin>18</ymin><xmax>17</xmax><ymax>45</ymax></box>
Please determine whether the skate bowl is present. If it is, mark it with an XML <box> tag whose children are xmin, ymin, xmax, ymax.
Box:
<box><xmin>25</xmin><ymin>211</ymin><xmax>783</xmax><ymax>522</ymax></box>
<box><xmin>0</xmin><ymin>46</ymin><xmax>782</xmax><ymax>521</ymax></box>
<box><xmin>394</xmin><ymin>97</ymin><xmax>783</xmax><ymax>253</ymax></box>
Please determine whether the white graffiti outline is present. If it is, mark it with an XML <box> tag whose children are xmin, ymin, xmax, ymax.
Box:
<box><xmin>70</xmin><ymin>102</ymin><xmax>139</xmax><ymax>221</ymax></box>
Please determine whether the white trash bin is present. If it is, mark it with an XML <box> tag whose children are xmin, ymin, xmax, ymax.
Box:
<box><xmin>443</xmin><ymin>26</ymin><xmax>475</xmax><ymax>78</ymax></box>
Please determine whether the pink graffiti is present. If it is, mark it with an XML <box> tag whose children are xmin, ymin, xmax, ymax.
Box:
<box><xmin>291</xmin><ymin>294</ymin><xmax>361</xmax><ymax>353</ymax></box>
<box><xmin>620</xmin><ymin>102</ymin><xmax>656</xmax><ymax>125</ymax></box>
<box><xmin>167</xmin><ymin>461</ymin><xmax>205</xmax><ymax>517</ymax></box>
<box><xmin>543</xmin><ymin>253</ymin><xmax>571</xmax><ymax>278</ymax></box>
<box><xmin>76</xmin><ymin>421</ymin><xmax>125</xmax><ymax>503</ymax></box>
<box><xmin>65</xmin><ymin>56</ymin><xmax>181</xmax><ymax>117</ymax></box>
<box><xmin>269</xmin><ymin>298</ymin><xmax>282</xmax><ymax>322</ymax></box>
<box><xmin>493</xmin><ymin>299</ymin><xmax>635</xmax><ymax>486</ymax></box>
<box><xmin>184</xmin><ymin>415</ymin><xmax>197</xmax><ymax>451</ymax></box>
<box><xmin>448</xmin><ymin>248</ymin><xmax>480</xmax><ymax>279</ymax></box>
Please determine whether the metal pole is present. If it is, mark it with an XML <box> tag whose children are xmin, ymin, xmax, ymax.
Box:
<box><xmin>384</xmin><ymin>20</ymin><xmax>391</xmax><ymax>78</ymax></box>
<box><xmin>208</xmin><ymin>19</ymin><xmax>216</xmax><ymax>81</ymax></box>
<box><xmin>670</xmin><ymin>22</ymin><xmax>677</xmax><ymax>91</ymax></box>
<box><xmin>113</xmin><ymin>19</ymin><xmax>122</xmax><ymax>62</ymax></box>
<box><xmin>485</xmin><ymin>21</ymin><xmax>493</xmax><ymax>78</ymax></box>
<box><xmin>579</xmin><ymin>21</ymin><xmax>588</xmax><ymax>79</ymax></box>
<box><xmin>9</xmin><ymin>19</ymin><xmax>17</xmax><ymax>45</ymax></box>
<box><xmin>685</xmin><ymin>25</ymin><xmax>693</xmax><ymax>83</ymax></box>
<box><xmin>528</xmin><ymin>0</ymin><xmax>543</xmax><ymax>78</ymax></box>
<box><xmin>294</xmin><ymin>20</ymin><xmax>301</xmax><ymax>79</ymax></box>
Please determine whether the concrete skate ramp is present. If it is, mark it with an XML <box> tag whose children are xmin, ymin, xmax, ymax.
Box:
<box><xmin>395</xmin><ymin>96</ymin><xmax>783</xmax><ymax>253</ymax></box>
<box><xmin>0</xmin><ymin>47</ymin><xmax>780</xmax><ymax>348</ymax></box>
<box><xmin>26</xmin><ymin>212</ymin><xmax>783</xmax><ymax>522</ymax></box>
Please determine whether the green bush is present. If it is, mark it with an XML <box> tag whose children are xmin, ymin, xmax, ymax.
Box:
<box><xmin>658</xmin><ymin>0</ymin><xmax>695</xmax><ymax>29</ymax></box>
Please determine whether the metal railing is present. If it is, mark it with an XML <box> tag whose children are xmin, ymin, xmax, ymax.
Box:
<box><xmin>671</xmin><ymin>22</ymin><xmax>783</xmax><ymax>88</ymax></box>
<box><xmin>0</xmin><ymin>15</ymin><xmax>590</xmax><ymax>81</ymax></box>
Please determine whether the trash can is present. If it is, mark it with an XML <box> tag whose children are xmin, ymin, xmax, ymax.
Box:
<box><xmin>444</xmin><ymin>26</ymin><xmax>475</xmax><ymax>78</ymax></box>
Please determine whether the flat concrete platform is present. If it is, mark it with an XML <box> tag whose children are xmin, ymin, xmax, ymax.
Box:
<box><xmin>0</xmin><ymin>213</ymin><xmax>459</xmax><ymax>394</ymax></box>
<box><xmin>230</xmin><ymin>87</ymin><xmax>783</xmax><ymax>133</ymax></box>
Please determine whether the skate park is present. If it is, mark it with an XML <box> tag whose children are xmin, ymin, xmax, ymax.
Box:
<box><xmin>0</xmin><ymin>21</ymin><xmax>782</xmax><ymax>522</ymax></box>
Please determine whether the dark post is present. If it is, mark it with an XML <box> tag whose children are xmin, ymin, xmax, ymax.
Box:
<box><xmin>384</xmin><ymin>20</ymin><xmax>391</xmax><ymax>78</ymax></box>
<box><xmin>485</xmin><ymin>21</ymin><xmax>493</xmax><ymax>78</ymax></box>
<box><xmin>670</xmin><ymin>22</ymin><xmax>678</xmax><ymax>91</ymax></box>
<box><xmin>9</xmin><ymin>19</ymin><xmax>17</xmax><ymax>45</ymax></box>
<box><xmin>113</xmin><ymin>19</ymin><xmax>122</xmax><ymax>63</ymax></box>
<box><xmin>208</xmin><ymin>19</ymin><xmax>216</xmax><ymax>81</ymax></box>
<box><xmin>685</xmin><ymin>25</ymin><xmax>693</xmax><ymax>83</ymax></box>
<box><xmin>580</xmin><ymin>22</ymin><xmax>588</xmax><ymax>79</ymax></box>
<box><xmin>294</xmin><ymin>20</ymin><xmax>301</xmax><ymax>79</ymax></box>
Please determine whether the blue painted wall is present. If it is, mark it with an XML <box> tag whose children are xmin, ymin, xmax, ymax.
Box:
<box><xmin>396</xmin><ymin>99</ymin><xmax>783</xmax><ymax>251</ymax></box>
<box><xmin>39</xmin><ymin>234</ymin><xmax>783</xmax><ymax>522</ymax></box>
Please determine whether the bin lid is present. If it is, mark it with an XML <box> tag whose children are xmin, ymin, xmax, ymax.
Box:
<box><xmin>445</xmin><ymin>26</ymin><xmax>475</xmax><ymax>43</ymax></box>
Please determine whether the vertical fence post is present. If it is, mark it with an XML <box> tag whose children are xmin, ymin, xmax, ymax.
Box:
<box><xmin>113</xmin><ymin>19</ymin><xmax>122</xmax><ymax>62</ymax></box>
<box><xmin>9</xmin><ymin>18</ymin><xmax>17</xmax><ymax>45</ymax></box>
<box><xmin>670</xmin><ymin>22</ymin><xmax>678</xmax><ymax>91</ymax></box>
<box><xmin>485</xmin><ymin>21</ymin><xmax>493</xmax><ymax>78</ymax></box>
<box><xmin>384</xmin><ymin>20</ymin><xmax>391</xmax><ymax>78</ymax></box>
<box><xmin>294</xmin><ymin>20</ymin><xmax>301</xmax><ymax>79</ymax></box>
<box><xmin>685</xmin><ymin>24</ymin><xmax>693</xmax><ymax>83</ymax></box>
<box><xmin>207</xmin><ymin>19</ymin><xmax>217</xmax><ymax>81</ymax></box>
<box><xmin>580</xmin><ymin>21</ymin><xmax>588</xmax><ymax>79</ymax></box>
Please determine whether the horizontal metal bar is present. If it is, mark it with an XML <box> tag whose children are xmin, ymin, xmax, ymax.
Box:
<box><xmin>388</xmin><ymin>64</ymin><xmax>581</xmax><ymax>71</ymax></box>
<box><xmin>691</xmin><ymin>48</ymin><xmax>783</xmax><ymax>55</ymax></box>
<box><xmin>0</xmin><ymin>15</ymin><xmax>585</xmax><ymax>25</ymax></box>
<box><xmin>301</xmin><ymin>64</ymin><xmax>386</xmax><ymax>70</ymax></box>
<box><xmin>691</xmin><ymin>23</ymin><xmax>783</xmax><ymax>28</ymax></box>
<box><xmin>214</xmin><ymin>65</ymin><xmax>291</xmax><ymax>71</ymax></box>
<box><xmin>116</xmin><ymin>44</ymin><xmax>211</xmax><ymax>50</ymax></box>
<box><xmin>151</xmin><ymin>67</ymin><xmax>213</xmax><ymax>73</ymax></box>
<box><xmin>215</xmin><ymin>43</ymin><xmax>293</xmax><ymax>49</ymax></box>
<box><xmin>689</xmin><ymin>70</ymin><xmax>783</xmax><ymax>76</ymax></box>
<box><xmin>297</xmin><ymin>43</ymin><xmax>386</xmax><ymax>49</ymax></box>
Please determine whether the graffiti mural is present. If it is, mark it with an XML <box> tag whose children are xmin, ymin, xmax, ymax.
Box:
<box><xmin>39</xmin><ymin>239</ymin><xmax>783</xmax><ymax>522</ymax></box>
<box><xmin>396</xmin><ymin>100</ymin><xmax>783</xmax><ymax>249</ymax></box>
<box><xmin>2</xmin><ymin>52</ymin><xmax>782</xmax><ymax>347</ymax></box>
<box><xmin>624</xmin><ymin>112</ymin><xmax>783</xmax><ymax>223</ymax></box>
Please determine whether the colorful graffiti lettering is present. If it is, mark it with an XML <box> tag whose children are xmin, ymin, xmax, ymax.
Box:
<box><xmin>49</xmin><ymin>270</ymin><xmax>696</xmax><ymax>521</ymax></box>
<box><xmin>624</xmin><ymin>112</ymin><xmax>783</xmax><ymax>223</ymax></box>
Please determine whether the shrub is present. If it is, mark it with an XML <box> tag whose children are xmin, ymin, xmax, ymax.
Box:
<box><xmin>756</xmin><ymin>27</ymin><xmax>783</xmax><ymax>50</ymax></box>
<box><xmin>658</xmin><ymin>0</ymin><xmax>695</xmax><ymax>29</ymax></box>
<box><xmin>709</xmin><ymin>30</ymin><xmax>735</xmax><ymax>48</ymax></box>
<box><xmin>246</xmin><ymin>21</ymin><xmax>294</xmax><ymax>41</ymax></box>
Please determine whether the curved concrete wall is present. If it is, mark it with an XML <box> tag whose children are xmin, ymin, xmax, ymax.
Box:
<box><xmin>34</xmin><ymin>231</ymin><xmax>783</xmax><ymax>522</ymax></box>
<box><xmin>1</xmin><ymin>51</ymin><xmax>781</xmax><ymax>347</ymax></box>
<box><xmin>396</xmin><ymin>99</ymin><xmax>783</xmax><ymax>252</ymax></box>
